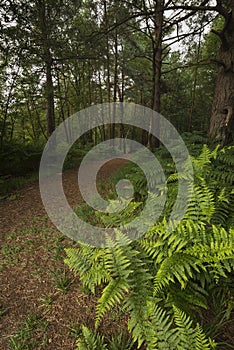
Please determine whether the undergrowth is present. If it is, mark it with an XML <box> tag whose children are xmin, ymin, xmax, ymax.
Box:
<box><xmin>65</xmin><ymin>143</ymin><xmax>234</xmax><ymax>349</ymax></box>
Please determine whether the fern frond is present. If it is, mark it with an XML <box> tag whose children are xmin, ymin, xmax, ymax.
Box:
<box><xmin>195</xmin><ymin>324</ymin><xmax>215</xmax><ymax>350</ymax></box>
<box><xmin>77</xmin><ymin>325</ymin><xmax>107</xmax><ymax>350</ymax></box>
<box><xmin>95</xmin><ymin>278</ymin><xmax>129</xmax><ymax>327</ymax></box>
<box><xmin>154</xmin><ymin>253</ymin><xmax>200</xmax><ymax>293</ymax></box>
<box><xmin>126</xmin><ymin>294</ymin><xmax>155</xmax><ymax>349</ymax></box>
<box><xmin>185</xmin><ymin>184</ymin><xmax>215</xmax><ymax>222</ymax></box>
<box><xmin>125</xmin><ymin>258</ymin><xmax>154</xmax><ymax>348</ymax></box>
<box><xmin>168</xmin><ymin>281</ymin><xmax>208</xmax><ymax>314</ymax></box>
<box><xmin>173</xmin><ymin>306</ymin><xmax>195</xmax><ymax>349</ymax></box>
<box><xmin>64</xmin><ymin>247</ymin><xmax>110</xmax><ymax>293</ymax></box>
<box><xmin>104</xmin><ymin>247</ymin><xmax>132</xmax><ymax>279</ymax></box>
<box><xmin>149</xmin><ymin>302</ymin><xmax>179</xmax><ymax>349</ymax></box>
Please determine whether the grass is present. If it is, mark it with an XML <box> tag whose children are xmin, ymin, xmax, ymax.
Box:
<box><xmin>69</xmin><ymin>322</ymin><xmax>82</xmax><ymax>338</ymax></box>
<box><xmin>51</xmin><ymin>268</ymin><xmax>73</xmax><ymax>294</ymax></box>
<box><xmin>0</xmin><ymin>217</ymin><xmax>81</xmax><ymax>349</ymax></box>
<box><xmin>9</xmin><ymin>313</ymin><xmax>49</xmax><ymax>350</ymax></box>
<box><xmin>0</xmin><ymin>223</ymin><xmax>51</xmax><ymax>268</ymax></box>
<box><xmin>39</xmin><ymin>295</ymin><xmax>53</xmax><ymax>314</ymax></box>
<box><xmin>0</xmin><ymin>158</ymin><xmax>134</xmax><ymax>349</ymax></box>
<box><xmin>1</xmin><ymin>243</ymin><xmax>22</xmax><ymax>265</ymax></box>
<box><xmin>0</xmin><ymin>212</ymin><xmax>132</xmax><ymax>349</ymax></box>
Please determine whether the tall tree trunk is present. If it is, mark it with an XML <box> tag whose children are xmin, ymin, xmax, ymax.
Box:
<box><xmin>37</xmin><ymin>0</ymin><xmax>55</xmax><ymax>138</ymax></box>
<box><xmin>87</xmin><ymin>61</ymin><xmax>93</xmax><ymax>144</ymax></box>
<box><xmin>56</xmin><ymin>70</ymin><xmax>70</xmax><ymax>143</ymax></box>
<box><xmin>209</xmin><ymin>1</ymin><xmax>234</xmax><ymax>146</ymax></box>
<box><xmin>98</xmin><ymin>71</ymin><xmax>106</xmax><ymax>141</ymax></box>
<box><xmin>0</xmin><ymin>66</ymin><xmax>20</xmax><ymax>148</ymax></box>
<box><xmin>189</xmin><ymin>30</ymin><xmax>202</xmax><ymax>131</ymax></box>
<box><xmin>24</xmin><ymin>91</ymin><xmax>36</xmax><ymax>140</ymax></box>
<box><xmin>111</xmin><ymin>29</ymin><xmax>118</xmax><ymax>146</ymax></box>
<box><xmin>149</xmin><ymin>0</ymin><xmax>164</xmax><ymax>150</ymax></box>
<box><xmin>104</xmin><ymin>0</ymin><xmax>112</xmax><ymax>143</ymax></box>
<box><xmin>45</xmin><ymin>58</ymin><xmax>55</xmax><ymax>136</ymax></box>
<box><xmin>118</xmin><ymin>63</ymin><xmax>125</xmax><ymax>152</ymax></box>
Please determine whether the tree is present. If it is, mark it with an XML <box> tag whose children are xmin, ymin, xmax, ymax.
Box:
<box><xmin>163</xmin><ymin>0</ymin><xmax>234</xmax><ymax>145</ymax></box>
<box><xmin>209</xmin><ymin>0</ymin><xmax>234</xmax><ymax>145</ymax></box>
<box><xmin>149</xmin><ymin>0</ymin><xmax>164</xmax><ymax>149</ymax></box>
<box><xmin>36</xmin><ymin>0</ymin><xmax>56</xmax><ymax>137</ymax></box>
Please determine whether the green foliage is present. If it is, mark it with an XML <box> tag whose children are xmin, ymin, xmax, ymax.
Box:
<box><xmin>76</xmin><ymin>325</ymin><xmax>135</xmax><ymax>350</ymax></box>
<box><xmin>173</xmin><ymin>307</ymin><xmax>215</xmax><ymax>350</ymax></box>
<box><xmin>52</xmin><ymin>268</ymin><xmax>73</xmax><ymax>294</ymax></box>
<box><xmin>1</xmin><ymin>0</ymin><xmax>223</xmax><ymax>152</ymax></box>
<box><xmin>77</xmin><ymin>325</ymin><xmax>107</xmax><ymax>350</ymax></box>
<box><xmin>66</xmin><ymin>145</ymin><xmax>234</xmax><ymax>349</ymax></box>
<box><xmin>9</xmin><ymin>313</ymin><xmax>49</xmax><ymax>350</ymax></box>
<box><xmin>0</xmin><ymin>141</ymin><xmax>43</xmax><ymax>176</ymax></box>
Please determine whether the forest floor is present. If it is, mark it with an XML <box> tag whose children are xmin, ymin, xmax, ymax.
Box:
<box><xmin>0</xmin><ymin>158</ymin><xmax>233</xmax><ymax>350</ymax></box>
<box><xmin>0</xmin><ymin>158</ymin><xmax>130</xmax><ymax>350</ymax></box>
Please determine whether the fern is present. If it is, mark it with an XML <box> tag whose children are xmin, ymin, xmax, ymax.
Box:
<box><xmin>77</xmin><ymin>325</ymin><xmax>107</xmax><ymax>350</ymax></box>
<box><xmin>64</xmin><ymin>246</ymin><xmax>110</xmax><ymax>293</ymax></box>
<box><xmin>65</xmin><ymin>144</ymin><xmax>234</xmax><ymax>349</ymax></box>
<box><xmin>95</xmin><ymin>278</ymin><xmax>129</xmax><ymax>327</ymax></box>
<box><xmin>154</xmin><ymin>253</ymin><xmax>200</xmax><ymax>293</ymax></box>
<box><xmin>76</xmin><ymin>326</ymin><xmax>135</xmax><ymax>350</ymax></box>
<box><xmin>149</xmin><ymin>302</ymin><xmax>179</xmax><ymax>349</ymax></box>
<box><xmin>173</xmin><ymin>306</ymin><xmax>196</xmax><ymax>349</ymax></box>
<box><xmin>173</xmin><ymin>307</ymin><xmax>215</xmax><ymax>350</ymax></box>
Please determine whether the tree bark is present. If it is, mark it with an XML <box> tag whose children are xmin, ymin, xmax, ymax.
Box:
<box><xmin>189</xmin><ymin>30</ymin><xmax>202</xmax><ymax>131</ymax></box>
<box><xmin>149</xmin><ymin>0</ymin><xmax>164</xmax><ymax>150</ymax></box>
<box><xmin>104</xmin><ymin>0</ymin><xmax>112</xmax><ymax>143</ymax></box>
<box><xmin>0</xmin><ymin>66</ymin><xmax>20</xmax><ymax>148</ymax></box>
<box><xmin>209</xmin><ymin>1</ymin><xmax>234</xmax><ymax>146</ymax></box>
<box><xmin>45</xmin><ymin>58</ymin><xmax>55</xmax><ymax>136</ymax></box>
<box><xmin>98</xmin><ymin>71</ymin><xmax>106</xmax><ymax>141</ymax></box>
<box><xmin>37</xmin><ymin>0</ymin><xmax>55</xmax><ymax>138</ymax></box>
<box><xmin>118</xmin><ymin>64</ymin><xmax>126</xmax><ymax>152</ymax></box>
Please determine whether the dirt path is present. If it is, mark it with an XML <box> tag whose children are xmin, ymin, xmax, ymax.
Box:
<box><xmin>0</xmin><ymin>158</ymin><xmax>126</xmax><ymax>238</ymax></box>
<box><xmin>0</xmin><ymin>158</ymin><xmax>128</xmax><ymax>350</ymax></box>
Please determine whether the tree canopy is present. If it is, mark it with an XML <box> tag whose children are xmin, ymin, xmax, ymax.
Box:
<box><xmin>0</xmin><ymin>0</ymin><xmax>233</xmax><ymax>154</ymax></box>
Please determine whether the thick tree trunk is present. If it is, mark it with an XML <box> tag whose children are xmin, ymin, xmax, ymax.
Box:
<box><xmin>209</xmin><ymin>2</ymin><xmax>234</xmax><ymax>146</ymax></box>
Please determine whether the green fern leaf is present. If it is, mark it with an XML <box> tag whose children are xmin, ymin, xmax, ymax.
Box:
<box><xmin>95</xmin><ymin>278</ymin><xmax>129</xmax><ymax>327</ymax></box>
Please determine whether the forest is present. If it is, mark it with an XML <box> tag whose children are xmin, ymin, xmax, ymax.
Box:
<box><xmin>0</xmin><ymin>0</ymin><xmax>234</xmax><ymax>349</ymax></box>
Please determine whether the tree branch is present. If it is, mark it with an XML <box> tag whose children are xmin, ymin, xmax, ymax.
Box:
<box><xmin>162</xmin><ymin>16</ymin><xmax>215</xmax><ymax>51</ymax></box>
<box><xmin>164</xmin><ymin>0</ymin><xmax>215</xmax><ymax>31</ymax></box>
<box><xmin>162</xmin><ymin>59</ymin><xmax>224</xmax><ymax>75</ymax></box>
<box><xmin>90</xmin><ymin>11</ymin><xmax>154</xmax><ymax>40</ymax></box>
<box><xmin>164</xmin><ymin>1</ymin><xmax>229</xmax><ymax>18</ymax></box>
<box><xmin>53</xmin><ymin>55</ymin><xmax>98</xmax><ymax>62</ymax></box>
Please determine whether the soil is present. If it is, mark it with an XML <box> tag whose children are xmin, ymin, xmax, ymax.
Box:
<box><xmin>0</xmin><ymin>158</ymin><xmax>129</xmax><ymax>350</ymax></box>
